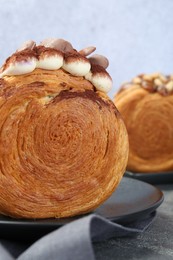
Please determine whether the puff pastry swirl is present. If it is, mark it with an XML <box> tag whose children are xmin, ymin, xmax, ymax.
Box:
<box><xmin>114</xmin><ymin>73</ymin><xmax>173</xmax><ymax>173</ymax></box>
<box><xmin>0</xmin><ymin>40</ymin><xmax>128</xmax><ymax>218</ymax></box>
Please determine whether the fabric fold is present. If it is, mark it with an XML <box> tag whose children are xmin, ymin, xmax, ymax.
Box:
<box><xmin>11</xmin><ymin>212</ymin><xmax>156</xmax><ymax>260</ymax></box>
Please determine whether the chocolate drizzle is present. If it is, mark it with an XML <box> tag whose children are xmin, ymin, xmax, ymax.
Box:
<box><xmin>50</xmin><ymin>89</ymin><xmax>106</xmax><ymax>109</ymax></box>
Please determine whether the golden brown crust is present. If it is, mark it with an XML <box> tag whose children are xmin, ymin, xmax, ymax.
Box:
<box><xmin>114</xmin><ymin>80</ymin><xmax>173</xmax><ymax>173</ymax></box>
<box><xmin>0</xmin><ymin>68</ymin><xmax>128</xmax><ymax>218</ymax></box>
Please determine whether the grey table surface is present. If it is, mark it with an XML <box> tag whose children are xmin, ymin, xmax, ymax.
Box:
<box><xmin>0</xmin><ymin>183</ymin><xmax>172</xmax><ymax>259</ymax></box>
<box><xmin>94</xmin><ymin>184</ymin><xmax>173</xmax><ymax>260</ymax></box>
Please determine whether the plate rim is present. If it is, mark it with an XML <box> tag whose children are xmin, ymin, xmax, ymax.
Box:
<box><xmin>103</xmin><ymin>176</ymin><xmax>164</xmax><ymax>222</ymax></box>
<box><xmin>0</xmin><ymin>177</ymin><xmax>164</xmax><ymax>229</ymax></box>
<box><xmin>125</xmin><ymin>170</ymin><xmax>173</xmax><ymax>185</ymax></box>
<box><xmin>125</xmin><ymin>170</ymin><xmax>173</xmax><ymax>177</ymax></box>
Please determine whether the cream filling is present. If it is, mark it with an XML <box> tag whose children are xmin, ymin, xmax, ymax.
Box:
<box><xmin>85</xmin><ymin>72</ymin><xmax>112</xmax><ymax>93</ymax></box>
<box><xmin>36</xmin><ymin>55</ymin><xmax>63</xmax><ymax>70</ymax></box>
<box><xmin>0</xmin><ymin>58</ymin><xmax>37</xmax><ymax>77</ymax></box>
<box><xmin>0</xmin><ymin>56</ymin><xmax>112</xmax><ymax>93</ymax></box>
<box><xmin>62</xmin><ymin>60</ymin><xmax>91</xmax><ymax>77</ymax></box>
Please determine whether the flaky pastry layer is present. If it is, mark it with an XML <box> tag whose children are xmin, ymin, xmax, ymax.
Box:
<box><xmin>0</xmin><ymin>69</ymin><xmax>128</xmax><ymax>218</ymax></box>
<box><xmin>114</xmin><ymin>83</ymin><xmax>173</xmax><ymax>173</ymax></box>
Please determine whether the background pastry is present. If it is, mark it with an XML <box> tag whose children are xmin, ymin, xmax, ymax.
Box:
<box><xmin>114</xmin><ymin>73</ymin><xmax>173</xmax><ymax>173</ymax></box>
<box><xmin>0</xmin><ymin>38</ymin><xmax>129</xmax><ymax>219</ymax></box>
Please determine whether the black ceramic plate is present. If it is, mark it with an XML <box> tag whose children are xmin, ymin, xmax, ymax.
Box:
<box><xmin>125</xmin><ymin>171</ymin><xmax>173</xmax><ymax>184</ymax></box>
<box><xmin>0</xmin><ymin>177</ymin><xmax>163</xmax><ymax>241</ymax></box>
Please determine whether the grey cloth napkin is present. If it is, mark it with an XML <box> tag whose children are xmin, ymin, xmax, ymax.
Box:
<box><xmin>0</xmin><ymin>212</ymin><xmax>156</xmax><ymax>260</ymax></box>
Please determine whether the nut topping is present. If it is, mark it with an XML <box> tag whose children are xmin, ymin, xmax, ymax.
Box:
<box><xmin>40</xmin><ymin>38</ymin><xmax>73</xmax><ymax>52</ymax></box>
<box><xmin>121</xmin><ymin>73</ymin><xmax>173</xmax><ymax>96</ymax></box>
<box><xmin>79</xmin><ymin>46</ymin><xmax>96</xmax><ymax>56</ymax></box>
<box><xmin>89</xmin><ymin>54</ymin><xmax>109</xmax><ymax>69</ymax></box>
<box><xmin>17</xmin><ymin>40</ymin><xmax>36</xmax><ymax>51</ymax></box>
<box><xmin>132</xmin><ymin>77</ymin><xmax>142</xmax><ymax>84</ymax></box>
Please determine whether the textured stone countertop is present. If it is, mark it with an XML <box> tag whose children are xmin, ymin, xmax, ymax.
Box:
<box><xmin>0</xmin><ymin>181</ymin><xmax>172</xmax><ymax>260</ymax></box>
<box><xmin>94</xmin><ymin>184</ymin><xmax>173</xmax><ymax>260</ymax></box>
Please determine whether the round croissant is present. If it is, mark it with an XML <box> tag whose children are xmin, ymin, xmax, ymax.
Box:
<box><xmin>114</xmin><ymin>73</ymin><xmax>173</xmax><ymax>173</ymax></box>
<box><xmin>0</xmin><ymin>39</ymin><xmax>128</xmax><ymax>219</ymax></box>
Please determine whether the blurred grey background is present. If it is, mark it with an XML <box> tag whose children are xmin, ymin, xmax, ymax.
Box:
<box><xmin>0</xmin><ymin>0</ymin><xmax>173</xmax><ymax>97</ymax></box>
